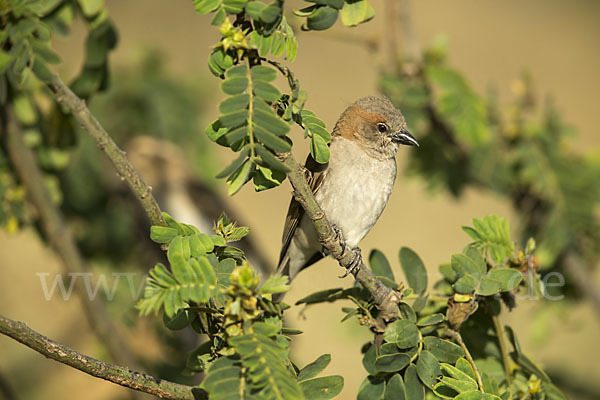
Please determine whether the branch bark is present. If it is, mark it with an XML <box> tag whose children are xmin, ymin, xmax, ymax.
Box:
<box><xmin>0</xmin><ymin>314</ymin><xmax>201</xmax><ymax>400</ymax></box>
<box><xmin>47</xmin><ymin>74</ymin><xmax>165</xmax><ymax>227</ymax></box>
<box><xmin>3</xmin><ymin>110</ymin><xmax>142</xmax><ymax>373</ymax></box>
<box><xmin>282</xmin><ymin>153</ymin><xmax>401</xmax><ymax>326</ymax></box>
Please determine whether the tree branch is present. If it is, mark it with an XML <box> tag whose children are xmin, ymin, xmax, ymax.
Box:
<box><xmin>46</xmin><ymin>74</ymin><xmax>165</xmax><ymax>227</ymax></box>
<box><xmin>445</xmin><ymin>328</ymin><xmax>485</xmax><ymax>392</ymax></box>
<box><xmin>282</xmin><ymin>153</ymin><xmax>401</xmax><ymax>326</ymax></box>
<box><xmin>3</xmin><ymin>110</ymin><xmax>142</xmax><ymax>373</ymax></box>
<box><xmin>0</xmin><ymin>314</ymin><xmax>202</xmax><ymax>400</ymax></box>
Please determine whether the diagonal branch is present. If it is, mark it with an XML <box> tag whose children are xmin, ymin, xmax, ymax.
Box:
<box><xmin>46</xmin><ymin>74</ymin><xmax>166</xmax><ymax>227</ymax></box>
<box><xmin>0</xmin><ymin>314</ymin><xmax>201</xmax><ymax>400</ymax></box>
<box><xmin>282</xmin><ymin>153</ymin><xmax>401</xmax><ymax>326</ymax></box>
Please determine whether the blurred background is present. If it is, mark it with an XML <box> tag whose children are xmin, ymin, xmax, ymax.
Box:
<box><xmin>1</xmin><ymin>0</ymin><xmax>599</xmax><ymax>399</ymax></box>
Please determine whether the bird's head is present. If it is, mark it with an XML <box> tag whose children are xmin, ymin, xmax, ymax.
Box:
<box><xmin>333</xmin><ymin>95</ymin><xmax>418</xmax><ymax>159</ymax></box>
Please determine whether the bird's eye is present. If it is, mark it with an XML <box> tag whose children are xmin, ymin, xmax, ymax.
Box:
<box><xmin>376</xmin><ymin>123</ymin><xmax>389</xmax><ymax>133</ymax></box>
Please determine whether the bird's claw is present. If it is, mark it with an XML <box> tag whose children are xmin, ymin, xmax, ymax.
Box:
<box><xmin>331</xmin><ymin>224</ymin><xmax>346</xmax><ymax>255</ymax></box>
<box><xmin>339</xmin><ymin>247</ymin><xmax>362</xmax><ymax>278</ymax></box>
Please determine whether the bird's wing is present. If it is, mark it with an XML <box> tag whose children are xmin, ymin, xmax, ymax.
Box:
<box><xmin>277</xmin><ymin>154</ymin><xmax>328</xmax><ymax>271</ymax></box>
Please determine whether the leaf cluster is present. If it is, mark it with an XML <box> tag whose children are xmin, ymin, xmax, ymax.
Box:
<box><xmin>0</xmin><ymin>0</ymin><xmax>118</xmax><ymax>234</ymax></box>
<box><xmin>197</xmin><ymin>0</ymin><xmax>375</xmax><ymax>195</ymax></box>
<box><xmin>295</xmin><ymin>0</ymin><xmax>374</xmax><ymax>31</ymax></box>
<box><xmin>137</xmin><ymin>212</ymin><xmax>343</xmax><ymax>399</ymax></box>
<box><xmin>298</xmin><ymin>215</ymin><xmax>565</xmax><ymax>400</ymax></box>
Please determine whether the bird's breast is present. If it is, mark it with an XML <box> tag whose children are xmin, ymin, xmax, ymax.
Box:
<box><xmin>315</xmin><ymin>138</ymin><xmax>397</xmax><ymax>247</ymax></box>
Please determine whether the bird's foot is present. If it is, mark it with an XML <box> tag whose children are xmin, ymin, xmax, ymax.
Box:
<box><xmin>331</xmin><ymin>224</ymin><xmax>346</xmax><ymax>255</ymax></box>
<box><xmin>339</xmin><ymin>247</ymin><xmax>362</xmax><ymax>278</ymax></box>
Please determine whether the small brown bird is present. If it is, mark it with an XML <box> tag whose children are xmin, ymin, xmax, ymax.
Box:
<box><xmin>277</xmin><ymin>96</ymin><xmax>418</xmax><ymax>281</ymax></box>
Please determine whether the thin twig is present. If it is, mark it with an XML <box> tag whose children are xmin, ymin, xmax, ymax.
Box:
<box><xmin>0</xmin><ymin>315</ymin><xmax>200</xmax><ymax>400</ymax></box>
<box><xmin>282</xmin><ymin>153</ymin><xmax>401</xmax><ymax>327</ymax></box>
<box><xmin>445</xmin><ymin>329</ymin><xmax>485</xmax><ymax>392</ymax></box>
<box><xmin>47</xmin><ymin>74</ymin><xmax>165</xmax><ymax>227</ymax></box>
<box><xmin>2</xmin><ymin>109</ymin><xmax>142</xmax><ymax>374</ymax></box>
<box><xmin>489</xmin><ymin>306</ymin><xmax>512</xmax><ymax>385</ymax></box>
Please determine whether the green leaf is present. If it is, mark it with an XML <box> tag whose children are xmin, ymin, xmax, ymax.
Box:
<box><xmin>453</xmin><ymin>274</ymin><xmax>479</xmax><ymax>294</ymax></box>
<box><xmin>216</xmin><ymin>145</ymin><xmax>251</xmax><ymax>179</ymax></box>
<box><xmin>368</xmin><ymin>249</ymin><xmax>395</xmax><ymax>282</ymax></box>
<box><xmin>384</xmin><ymin>374</ymin><xmax>406</xmax><ymax>400</ymax></box>
<box><xmin>0</xmin><ymin>49</ymin><xmax>15</xmax><ymax>74</ymax></box>
<box><xmin>307</xmin><ymin>124</ymin><xmax>331</xmax><ymax>142</ymax></box>
<box><xmin>254</xmin><ymin>143</ymin><xmax>290</xmax><ymax>171</ymax></box>
<box><xmin>217</xmin><ymin>126</ymin><xmax>248</xmax><ymax>147</ymax></box>
<box><xmin>31</xmin><ymin>39</ymin><xmax>61</xmax><ymax>64</ymax></box>
<box><xmin>425</xmin><ymin>65</ymin><xmax>490</xmax><ymax>146</ymax></box>
<box><xmin>254</xmin><ymin>124</ymin><xmax>291</xmax><ymax>152</ymax></box>
<box><xmin>79</xmin><ymin>0</ymin><xmax>104</xmax><ymax>17</ymax></box>
<box><xmin>245</xmin><ymin>1</ymin><xmax>266</xmax><ymax>19</ymax></box>
<box><xmin>219</xmin><ymin>93</ymin><xmax>250</xmax><ymax>114</ymax></box>
<box><xmin>253</xmin><ymin>164</ymin><xmax>286</xmax><ymax>191</ymax></box>
<box><xmin>296</xmin><ymin>287</ymin><xmax>344</xmax><ymax>305</ymax></box>
<box><xmin>258</xmin><ymin>274</ymin><xmax>289</xmax><ymax>295</ymax></box>
<box><xmin>340</xmin><ymin>0</ymin><xmax>375</xmax><ymax>26</ymax></box>
<box><xmin>260</xmin><ymin>2</ymin><xmax>283</xmax><ymax>24</ymax></box>
<box><xmin>298</xmin><ymin>354</ymin><xmax>331</xmax><ymax>381</ymax></box>
<box><xmin>163</xmin><ymin>309</ymin><xmax>195</xmax><ymax>330</ymax></box>
<box><xmin>454</xmin><ymin>391</ymin><xmax>484</xmax><ymax>400</ymax></box>
<box><xmin>310</xmin><ymin>134</ymin><xmax>330</xmax><ymax>164</ymax></box>
<box><xmin>253</xmin><ymin>80</ymin><xmax>281</xmax><ymax>102</ymax></box>
<box><xmin>455</xmin><ymin>358</ymin><xmax>478</xmax><ymax>384</ymax></box>
<box><xmin>477</xmin><ymin>277</ymin><xmax>502</xmax><ymax>296</ymax></box>
<box><xmin>422</xmin><ymin>337</ymin><xmax>465</xmax><ymax>364</ymax></box>
<box><xmin>218</xmin><ymin>110</ymin><xmax>248</xmax><ymax>129</ymax></box>
<box><xmin>398</xmin><ymin>302</ymin><xmax>417</xmax><ymax>323</ymax></box>
<box><xmin>211</xmin><ymin>6</ymin><xmax>226</xmax><ymax>25</ymax></box>
<box><xmin>227</xmin><ymin>226</ymin><xmax>250</xmax><ymax>241</ymax></box>
<box><xmin>486</xmin><ymin>267</ymin><xmax>522</xmax><ymax>292</ymax></box>
<box><xmin>206</xmin><ymin>119</ymin><xmax>228</xmax><ymax>142</ymax></box>
<box><xmin>226</xmin><ymin>159</ymin><xmax>253</xmax><ymax>195</ymax></box>
<box><xmin>375</xmin><ymin>353</ymin><xmax>410</xmax><ymax>373</ymax></box>
<box><xmin>190</xmin><ymin>233</ymin><xmax>214</xmax><ymax>255</ymax></box>
<box><xmin>404</xmin><ymin>364</ymin><xmax>425</xmax><ymax>400</ymax></box>
<box><xmin>399</xmin><ymin>247</ymin><xmax>427</xmax><ymax>295</ymax></box>
<box><xmin>253</xmin><ymin>108</ymin><xmax>291</xmax><ymax>135</ymax></box>
<box><xmin>202</xmin><ymin>357</ymin><xmax>244</xmax><ymax>400</ymax></box>
<box><xmin>439</xmin><ymin>264</ymin><xmax>458</xmax><ymax>283</ymax></box>
<box><xmin>306</xmin><ymin>6</ymin><xmax>338</xmax><ymax>31</ymax></box>
<box><xmin>194</xmin><ymin>0</ymin><xmax>221</xmax><ymax>14</ymax></box>
<box><xmin>416</xmin><ymin>313</ymin><xmax>444</xmax><ymax>327</ymax></box>
<box><xmin>434</xmin><ymin>377</ymin><xmax>477</xmax><ymax>397</ymax></box>
<box><xmin>208</xmin><ymin>49</ymin><xmax>233</xmax><ymax>76</ymax></box>
<box><xmin>451</xmin><ymin>254</ymin><xmax>484</xmax><ymax>279</ymax></box>
<box><xmin>223</xmin><ymin>0</ymin><xmax>247</xmax><ymax>14</ymax></box>
<box><xmin>222</xmin><ymin>76</ymin><xmax>249</xmax><ymax>95</ymax></box>
<box><xmin>32</xmin><ymin>58</ymin><xmax>53</xmax><ymax>83</ymax></box>
<box><xmin>383</xmin><ymin>320</ymin><xmax>419</xmax><ymax>349</ymax></box>
<box><xmin>416</xmin><ymin>350</ymin><xmax>441</xmax><ymax>388</ymax></box>
<box><xmin>251</xmin><ymin>65</ymin><xmax>277</xmax><ymax>82</ymax></box>
<box><xmin>150</xmin><ymin>226</ymin><xmax>179</xmax><ymax>244</ymax></box>
<box><xmin>300</xmin><ymin>376</ymin><xmax>343</xmax><ymax>399</ymax></box>
<box><xmin>357</xmin><ymin>376</ymin><xmax>385</xmax><ymax>400</ymax></box>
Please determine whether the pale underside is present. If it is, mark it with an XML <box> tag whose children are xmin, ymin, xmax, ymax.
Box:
<box><xmin>278</xmin><ymin>137</ymin><xmax>397</xmax><ymax>279</ymax></box>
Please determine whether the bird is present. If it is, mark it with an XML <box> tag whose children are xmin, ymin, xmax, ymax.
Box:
<box><xmin>277</xmin><ymin>95</ymin><xmax>418</xmax><ymax>283</ymax></box>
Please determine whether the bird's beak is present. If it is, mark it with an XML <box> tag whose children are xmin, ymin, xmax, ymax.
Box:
<box><xmin>391</xmin><ymin>129</ymin><xmax>419</xmax><ymax>147</ymax></box>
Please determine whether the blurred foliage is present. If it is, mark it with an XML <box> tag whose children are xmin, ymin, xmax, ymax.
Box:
<box><xmin>0</xmin><ymin>0</ymin><xmax>117</xmax><ymax>232</ymax></box>
<box><xmin>299</xmin><ymin>216</ymin><xmax>565</xmax><ymax>400</ymax></box>
<box><xmin>60</xmin><ymin>51</ymin><xmax>215</xmax><ymax>264</ymax></box>
<box><xmin>379</xmin><ymin>39</ymin><xmax>600</xmax><ymax>289</ymax></box>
